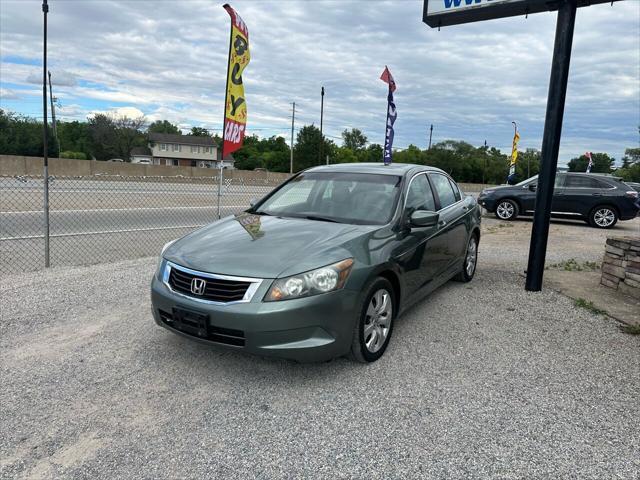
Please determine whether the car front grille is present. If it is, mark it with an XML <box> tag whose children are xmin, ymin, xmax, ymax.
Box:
<box><xmin>167</xmin><ymin>265</ymin><xmax>254</xmax><ymax>303</ymax></box>
<box><xmin>159</xmin><ymin>309</ymin><xmax>245</xmax><ymax>347</ymax></box>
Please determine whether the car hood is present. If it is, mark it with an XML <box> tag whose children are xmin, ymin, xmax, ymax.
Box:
<box><xmin>164</xmin><ymin>214</ymin><xmax>375</xmax><ymax>279</ymax></box>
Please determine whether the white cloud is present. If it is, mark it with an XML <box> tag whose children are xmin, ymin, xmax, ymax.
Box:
<box><xmin>0</xmin><ymin>0</ymin><xmax>638</xmax><ymax>162</ymax></box>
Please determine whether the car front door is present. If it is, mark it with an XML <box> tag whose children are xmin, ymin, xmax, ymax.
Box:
<box><xmin>428</xmin><ymin>173</ymin><xmax>468</xmax><ymax>276</ymax></box>
<box><xmin>392</xmin><ymin>173</ymin><xmax>443</xmax><ymax>300</ymax></box>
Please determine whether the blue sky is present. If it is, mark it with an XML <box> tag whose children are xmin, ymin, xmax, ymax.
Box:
<box><xmin>1</xmin><ymin>0</ymin><xmax>638</xmax><ymax>165</ymax></box>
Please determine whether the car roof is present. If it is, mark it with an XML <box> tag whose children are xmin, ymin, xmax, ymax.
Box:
<box><xmin>304</xmin><ymin>163</ymin><xmax>444</xmax><ymax>176</ymax></box>
<box><xmin>563</xmin><ymin>172</ymin><xmax>623</xmax><ymax>180</ymax></box>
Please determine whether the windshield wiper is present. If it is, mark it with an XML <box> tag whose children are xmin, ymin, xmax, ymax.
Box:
<box><xmin>302</xmin><ymin>215</ymin><xmax>342</xmax><ymax>223</ymax></box>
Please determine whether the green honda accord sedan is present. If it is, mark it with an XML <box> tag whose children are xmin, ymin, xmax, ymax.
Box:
<box><xmin>151</xmin><ymin>163</ymin><xmax>481</xmax><ymax>363</ymax></box>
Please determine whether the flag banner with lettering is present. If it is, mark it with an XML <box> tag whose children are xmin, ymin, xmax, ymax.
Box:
<box><xmin>507</xmin><ymin>130</ymin><xmax>520</xmax><ymax>184</ymax></box>
<box><xmin>223</xmin><ymin>4</ymin><xmax>250</xmax><ymax>157</ymax></box>
<box><xmin>585</xmin><ymin>151</ymin><xmax>593</xmax><ymax>172</ymax></box>
<box><xmin>380</xmin><ymin>66</ymin><xmax>397</xmax><ymax>165</ymax></box>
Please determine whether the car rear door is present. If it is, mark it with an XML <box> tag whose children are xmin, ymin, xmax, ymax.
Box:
<box><xmin>427</xmin><ymin>172</ymin><xmax>468</xmax><ymax>277</ymax></box>
<box><xmin>554</xmin><ymin>174</ymin><xmax>609</xmax><ymax>217</ymax></box>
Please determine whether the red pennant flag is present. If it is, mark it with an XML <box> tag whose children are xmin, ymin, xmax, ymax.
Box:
<box><xmin>380</xmin><ymin>66</ymin><xmax>396</xmax><ymax>92</ymax></box>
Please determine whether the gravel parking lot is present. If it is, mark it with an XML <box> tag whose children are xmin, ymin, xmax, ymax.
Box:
<box><xmin>1</xmin><ymin>217</ymin><xmax>639</xmax><ymax>479</ymax></box>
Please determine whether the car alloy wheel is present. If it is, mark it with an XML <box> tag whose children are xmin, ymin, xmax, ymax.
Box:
<box><xmin>495</xmin><ymin>200</ymin><xmax>518</xmax><ymax>220</ymax></box>
<box><xmin>364</xmin><ymin>288</ymin><xmax>392</xmax><ymax>354</ymax></box>
<box><xmin>350</xmin><ymin>277</ymin><xmax>395</xmax><ymax>363</ymax></box>
<box><xmin>465</xmin><ymin>237</ymin><xmax>478</xmax><ymax>278</ymax></box>
<box><xmin>592</xmin><ymin>207</ymin><xmax>616</xmax><ymax>228</ymax></box>
<box><xmin>454</xmin><ymin>234</ymin><xmax>478</xmax><ymax>282</ymax></box>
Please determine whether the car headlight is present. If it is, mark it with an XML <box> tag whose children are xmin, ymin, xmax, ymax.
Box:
<box><xmin>481</xmin><ymin>189</ymin><xmax>495</xmax><ymax>195</ymax></box>
<box><xmin>264</xmin><ymin>258</ymin><xmax>354</xmax><ymax>302</ymax></box>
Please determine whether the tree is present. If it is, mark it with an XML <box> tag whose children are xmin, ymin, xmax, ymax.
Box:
<box><xmin>0</xmin><ymin>109</ymin><xmax>56</xmax><ymax>157</ymax></box>
<box><xmin>342</xmin><ymin>128</ymin><xmax>367</xmax><ymax>151</ymax></box>
<box><xmin>293</xmin><ymin>124</ymin><xmax>335</xmax><ymax>171</ymax></box>
<box><xmin>621</xmin><ymin>147</ymin><xmax>640</xmax><ymax>168</ymax></box>
<box><xmin>113</xmin><ymin>115</ymin><xmax>147</xmax><ymax>161</ymax></box>
<box><xmin>148</xmin><ymin>120</ymin><xmax>180</xmax><ymax>135</ymax></box>
<box><xmin>567</xmin><ymin>152</ymin><xmax>614</xmax><ymax>174</ymax></box>
<box><xmin>87</xmin><ymin>113</ymin><xmax>146</xmax><ymax>161</ymax></box>
<box><xmin>87</xmin><ymin>114</ymin><xmax>116</xmax><ymax>160</ymax></box>
<box><xmin>57</xmin><ymin>120</ymin><xmax>92</xmax><ymax>159</ymax></box>
<box><xmin>189</xmin><ymin>127</ymin><xmax>210</xmax><ymax>137</ymax></box>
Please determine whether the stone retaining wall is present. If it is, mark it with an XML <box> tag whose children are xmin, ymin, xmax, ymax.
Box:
<box><xmin>601</xmin><ymin>237</ymin><xmax>640</xmax><ymax>299</ymax></box>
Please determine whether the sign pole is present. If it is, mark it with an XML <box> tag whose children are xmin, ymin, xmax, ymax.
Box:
<box><xmin>525</xmin><ymin>0</ymin><xmax>577</xmax><ymax>291</ymax></box>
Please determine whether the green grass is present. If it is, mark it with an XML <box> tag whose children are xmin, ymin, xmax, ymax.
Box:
<box><xmin>619</xmin><ymin>324</ymin><xmax>640</xmax><ymax>335</ymax></box>
<box><xmin>574</xmin><ymin>298</ymin><xmax>607</xmax><ymax>316</ymax></box>
<box><xmin>547</xmin><ymin>258</ymin><xmax>600</xmax><ymax>272</ymax></box>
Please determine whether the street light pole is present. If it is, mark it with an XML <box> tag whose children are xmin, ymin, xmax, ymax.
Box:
<box><xmin>42</xmin><ymin>0</ymin><xmax>50</xmax><ymax>268</ymax></box>
<box><xmin>428</xmin><ymin>124</ymin><xmax>433</xmax><ymax>149</ymax></box>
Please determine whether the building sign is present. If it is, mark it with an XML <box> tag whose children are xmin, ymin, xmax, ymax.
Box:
<box><xmin>423</xmin><ymin>0</ymin><xmax>617</xmax><ymax>28</ymax></box>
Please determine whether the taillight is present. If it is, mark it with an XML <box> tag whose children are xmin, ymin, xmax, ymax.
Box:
<box><xmin>624</xmin><ymin>191</ymin><xmax>639</xmax><ymax>199</ymax></box>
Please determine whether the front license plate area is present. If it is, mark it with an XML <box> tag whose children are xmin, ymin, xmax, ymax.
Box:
<box><xmin>172</xmin><ymin>307</ymin><xmax>208</xmax><ymax>338</ymax></box>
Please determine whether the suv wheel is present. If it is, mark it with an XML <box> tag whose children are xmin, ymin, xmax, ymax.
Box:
<box><xmin>350</xmin><ymin>278</ymin><xmax>394</xmax><ymax>363</ymax></box>
<box><xmin>589</xmin><ymin>206</ymin><xmax>618</xmax><ymax>229</ymax></box>
<box><xmin>495</xmin><ymin>199</ymin><xmax>519</xmax><ymax>220</ymax></box>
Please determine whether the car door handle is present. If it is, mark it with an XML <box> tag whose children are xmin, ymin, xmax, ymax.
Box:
<box><xmin>438</xmin><ymin>220</ymin><xmax>447</xmax><ymax>228</ymax></box>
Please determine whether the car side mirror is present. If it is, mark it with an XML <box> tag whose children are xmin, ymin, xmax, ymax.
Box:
<box><xmin>410</xmin><ymin>210</ymin><xmax>439</xmax><ymax>228</ymax></box>
<box><xmin>249</xmin><ymin>198</ymin><xmax>258</xmax><ymax>207</ymax></box>
<box><xmin>528</xmin><ymin>184</ymin><xmax>537</xmax><ymax>192</ymax></box>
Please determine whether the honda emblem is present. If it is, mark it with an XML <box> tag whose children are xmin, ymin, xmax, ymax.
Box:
<box><xmin>190</xmin><ymin>277</ymin><xmax>206</xmax><ymax>295</ymax></box>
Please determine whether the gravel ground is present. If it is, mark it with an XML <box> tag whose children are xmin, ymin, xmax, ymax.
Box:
<box><xmin>1</xmin><ymin>219</ymin><xmax>639</xmax><ymax>479</ymax></box>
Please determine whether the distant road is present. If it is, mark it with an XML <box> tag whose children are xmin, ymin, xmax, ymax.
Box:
<box><xmin>0</xmin><ymin>178</ymin><xmax>273</xmax><ymax>273</ymax></box>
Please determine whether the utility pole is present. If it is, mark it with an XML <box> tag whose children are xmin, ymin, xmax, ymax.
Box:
<box><xmin>319</xmin><ymin>86</ymin><xmax>324</xmax><ymax>165</ymax></box>
<box><xmin>48</xmin><ymin>70</ymin><xmax>58</xmax><ymax>157</ymax></box>
<box><xmin>428</xmin><ymin>124</ymin><xmax>433</xmax><ymax>149</ymax></box>
<box><xmin>42</xmin><ymin>0</ymin><xmax>50</xmax><ymax>268</ymax></box>
<box><xmin>290</xmin><ymin>102</ymin><xmax>295</xmax><ymax>174</ymax></box>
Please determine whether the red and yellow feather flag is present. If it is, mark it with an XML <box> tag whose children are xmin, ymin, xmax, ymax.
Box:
<box><xmin>222</xmin><ymin>4</ymin><xmax>250</xmax><ymax>157</ymax></box>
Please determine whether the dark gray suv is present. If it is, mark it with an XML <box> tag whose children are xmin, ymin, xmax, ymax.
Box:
<box><xmin>478</xmin><ymin>173</ymin><xmax>639</xmax><ymax>228</ymax></box>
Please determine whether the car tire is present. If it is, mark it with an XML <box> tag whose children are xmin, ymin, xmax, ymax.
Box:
<box><xmin>349</xmin><ymin>277</ymin><xmax>395</xmax><ymax>363</ymax></box>
<box><xmin>453</xmin><ymin>234</ymin><xmax>478</xmax><ymax>283</ymax></box>
<box><xmin>494</xmin><ymin>199</ymin><xmax>519</xmax><ymax>221</ymax></box>
<box><xmin>588</xmin><ymin>206</ymin><xmax>618</xmax><ymax>229</ymax></box>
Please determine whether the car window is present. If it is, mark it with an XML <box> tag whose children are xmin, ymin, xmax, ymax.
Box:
<box><xmin>448</xmin><ymin>178</ymin><xmax>462</xmax><ymax>201</ymax></box>
<box><xmin>565</xmin><ymin>175</ymin><xmax>606</xmax><ymax>188</ymax></box>
<box><xmin>429</xmin><ymin>173</ymin><xmax>457</xmax><ymax>209</ymax></box>
<box><xmin>405</xmin><ymin>174</ymin><xmax>436</xmax><ymax>212</ymax></box>
<box><xmin>555</xmin><ymin>175</ymin><xmax>565</xmax><ymax>188</ymax></box>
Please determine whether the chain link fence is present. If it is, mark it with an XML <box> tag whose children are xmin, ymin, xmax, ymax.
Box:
<box><xmin>0</xmin><ymin>172</ymin><xmax>284</xmax><ymax>275</ymax></box>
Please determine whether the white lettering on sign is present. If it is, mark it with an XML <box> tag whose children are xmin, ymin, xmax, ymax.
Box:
<box><xmin>427</xmin><ymin>0</ymin><xmax>520</xmax><ymax>15</ymax></box>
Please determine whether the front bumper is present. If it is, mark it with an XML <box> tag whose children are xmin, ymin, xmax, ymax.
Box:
<box><xmin>151</xmin><ymin>274</ymin><xmax>360</xmax><ymax>362</ymax></box>
<box><xmin>477</xmin><ymin>195</ymin><xmax>497</xmax><ymax>212</ymax></box>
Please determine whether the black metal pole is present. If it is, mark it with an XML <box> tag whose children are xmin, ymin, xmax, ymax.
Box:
<box><xmin>319</xmin><ymin>86</ymin><xmax>324</xmax><ymax>165</ymax></box>
<box><xmin>525</xmin><ymin>0</ymin><xmax>577</xmax><ymax>291</ymax></box>
<box><xmin>428</xmin><ymin>124</ymin><xmax>433</xmax><ymax>149</ymax></box>
<box><xmin>42</xmin><ymin>0</ymin><xmax>50</xmax><ymax>268</ymax></box>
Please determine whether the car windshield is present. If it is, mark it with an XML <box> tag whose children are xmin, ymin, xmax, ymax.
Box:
<box><xmin>253</xmin><ymin>171</ymin><xmax>402</xmax><ymax>225</ymax></box>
